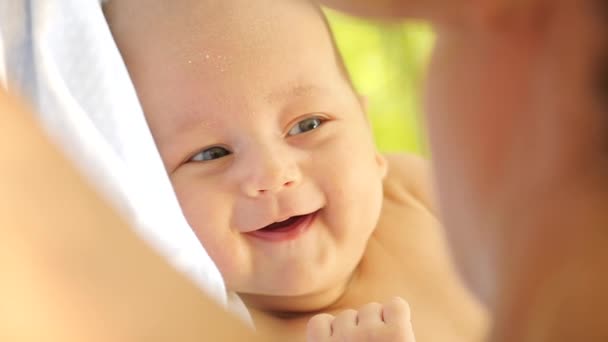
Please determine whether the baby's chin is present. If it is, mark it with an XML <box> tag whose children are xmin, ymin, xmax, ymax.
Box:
<box><xmin>235</xmin><ymin>275</ymin><xmax>335</xmax><ymax>297</ymax></box>
<box><xmin>232</xmin><ymin>266</ymin><xmax>357</xmax><ymax>312</ymax></box>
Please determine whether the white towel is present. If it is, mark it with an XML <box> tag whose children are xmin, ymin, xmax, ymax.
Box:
<box><xmin>0</xmin><ymin>0</ymin><xmax>251</xmax><ymax>322</ymax></box>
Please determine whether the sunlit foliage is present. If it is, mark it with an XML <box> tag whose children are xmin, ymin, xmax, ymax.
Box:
<box><xmin>326</xmin><ymin>9</ymin><xmax>434</xmax><ymax>154</ymax></box>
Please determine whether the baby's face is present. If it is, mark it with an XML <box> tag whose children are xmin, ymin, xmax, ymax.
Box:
<box><xmin>110</xmin><ymin>0</ymin><xmax>386</xmax><ymax>302</ymax></box>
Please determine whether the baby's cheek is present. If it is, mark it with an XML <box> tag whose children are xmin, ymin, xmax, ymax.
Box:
<box><xmin>189</xmin><ymin>219</ymin><xmax>247</xmax><ymax>288</ymax></box>
<box><xmin>204</xmin><ymin>243</ymin><xmax>239</xmax><ymax>279</ymax></box>
<box><xmin>175</xmin><ymin>191</ymin><xmax>242</xmax><ymax>276</ymax></box>
<box><xmin>322</xmin><ymin>155</ymin><xmax>383</xmax><ymax>242</ymax></box>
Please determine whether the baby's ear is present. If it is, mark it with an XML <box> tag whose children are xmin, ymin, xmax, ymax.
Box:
<box><xmin>357</xmin><ymin>94</ymin><xmax>369</xmax><ymax>112</ymax></box>
<box><xmin>375</xmin><ymin>152</ymin><xmax>388</xmax><ymax>179</ymax></box>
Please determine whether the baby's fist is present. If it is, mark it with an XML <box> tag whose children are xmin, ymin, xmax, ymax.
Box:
<box><xmin>306</xmin><ymin>297</ymin><xmax>415</xmax><ymax>342</ymax></box>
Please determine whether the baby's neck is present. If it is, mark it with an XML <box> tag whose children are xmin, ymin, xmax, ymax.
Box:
<box><xmin>237</xmin><ymin>267</ymin><xmax>359</xmax><ymax>319</ymax></box>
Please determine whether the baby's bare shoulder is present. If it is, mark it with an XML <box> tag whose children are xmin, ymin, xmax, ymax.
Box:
<box><xmin>372</xmin><ymin>153</ymin><xmax>443</xmax><ymax>254</ymax></box>
<box><xmin>368</xmin><ymin>156</ymin><xmax>488</xmax><ymax>341</ymax></box>
<box><xmin>382</xmin><ymin>153</ymin><xmax>436</xmax><ymax>214</ymax></box>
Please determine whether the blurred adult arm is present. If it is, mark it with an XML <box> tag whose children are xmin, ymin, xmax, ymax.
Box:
<box><xmin>317</xmin><ymin>0</ymin><xmax>463</xmax><ymax>21</ymax></box>
<box><xmin>0</xmin><ymin>89</ymin><xmax>271</xmax><ymax>341</ymax></box>
<box><xmin>318</xmin><ymin>0</ymin><xmax>536</xmax><ymax>27</ymax></box>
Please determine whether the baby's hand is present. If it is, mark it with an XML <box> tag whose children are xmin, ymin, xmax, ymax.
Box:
<box><xmin>306</xmin><ymin>297</ymin><xmax>415</xmax><ymax>342</ymax></box>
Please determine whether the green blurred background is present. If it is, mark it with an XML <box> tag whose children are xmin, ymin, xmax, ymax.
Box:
<box><xmin>325</xmin><ymin>9</ymin><xmax>435</xmax><ymax>155</ymax></box>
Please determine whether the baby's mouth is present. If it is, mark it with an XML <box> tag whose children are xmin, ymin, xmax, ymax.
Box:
<box><xmin>260</xmin><ymin>215</ymin><xmax>308</xmax><ymax>232</ymax></box>
<box><xmin>247</xmin><ymin>211</ymin><xmax>319</xmax><ymax>242</ymax></box>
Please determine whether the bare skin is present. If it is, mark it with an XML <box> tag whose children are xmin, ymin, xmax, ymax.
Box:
<box><xmin>0</xmin><ymin>70</ymin><xmax>482</xmax><ymax>342</ymax></box>
<box><xmin>307</xmin><ymin>297</ymin><xmax>416</xmax><ymax>341</ymax></box>
<box><xmin>319</xmin><ymin>0</ymin><xmax>608</xmax><ymax>341</ymax></box>
<box><xmin>0</xmin><ymin>89</ymin><xmax>275</xmax><ymax>342</ymax></box>
<box><xmin>243</xmin><ymin>155</ymin><xmax>487</xmax><ymax>342</ymax></box>
<box><xmin>104</xmin><ymin>0</ymin><xmax>487</xmax><ymax>340</ymax></box>
<box><xmin>6</xmin><ymin>0</ymin><xmax>605</xmax><ymax>341</ymax></box>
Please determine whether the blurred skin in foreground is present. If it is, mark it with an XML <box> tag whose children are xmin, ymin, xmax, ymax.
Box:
<box><xmin>320</xmin><ymin>0</ymin><xmax>608</xmax><ymax>341</ymax></box>
<box><xmin>0</xmin><ymin>89</ymin><xmax>267</xmax><ymax>341</ymax></box>
<box><xmin>2</xmin><ymin>0</ymin><xmax>607</xmax><ymax>341</ymax></box>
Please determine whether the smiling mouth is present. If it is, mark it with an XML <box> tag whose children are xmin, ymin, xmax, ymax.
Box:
<box><xmin>262</xmin><ymin>215</ymin><xmax>307</xmax><ymax>231</ymax></box>
<box><xmin>247</xmin><ymin>211</ymin><xmax>319</xmax><ymax>242</ymax></box>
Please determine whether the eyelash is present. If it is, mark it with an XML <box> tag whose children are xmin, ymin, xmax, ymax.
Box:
<box><xmin>188</xmin><ymin>115</ymin><xmax>327</xmax><ymax>163</ymax></box>
<box><xmin>286</xmin><ymin>115</ymin><xmax>326</xmax><ymax>137</ymax></box>
<box><xmin>190</xmin><ymin>145</ymin><xmax>232</xmax><ymax>162</ymax></box>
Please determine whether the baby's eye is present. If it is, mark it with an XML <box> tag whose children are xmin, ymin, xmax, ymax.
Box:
<box><xmin>287</xmin><ymin>116</ymin><xmax>324</xmax><ymax>136</ymax></box>
<box><xmin>190</xmin><ymin>146</ymin><xmax>231</xmax><ymax>162</ymax></box>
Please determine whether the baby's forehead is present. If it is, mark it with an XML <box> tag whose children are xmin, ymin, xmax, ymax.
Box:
<box><xmin>105</xmin><ymin>0</ymin><xmax>354</xmax><ymax>135</ymax></box>
<box><xmin>106</xmin><ymin>0</ymin><xmax>329</xmax><ymax>48</ymax></box>
<box><xmin>158</xmin><ymin>81</ymin><xmax>341</xmax><ymax>140</ymax></box>
<box><xmin>106</xmin><ymin>0</ymin><xmax>343</xmax><ymax>82</ymax></box>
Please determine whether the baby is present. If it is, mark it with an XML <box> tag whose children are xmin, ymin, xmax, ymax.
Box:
<box><xmin>104</xmin><ymin>0</ymin><xmax>486</xmax><ymax>340</ymax></box>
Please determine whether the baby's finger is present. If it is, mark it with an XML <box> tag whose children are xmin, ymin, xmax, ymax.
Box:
<box><xmin>382</xmin><ymin>297</ymin><xmax>411</xmax><ymax>325</ymax></box>
<box><xmin>356</xmin><ymin>302</ymin><xmax>383</xmax><ymax>327</ymax></box>
<box><xmin>331</xmin><ymin>309</ymin><xmax>358</xmax><ymax>338</ymax></box>
<box><xmin>306</xmin><ymin>313</ymin><xmax>334</xmax><ymax>341</ymax></box>
<box><xmin>382</xmin><ymin>297</ymin><xmax>416</xmax><ymax>341</ymax></box>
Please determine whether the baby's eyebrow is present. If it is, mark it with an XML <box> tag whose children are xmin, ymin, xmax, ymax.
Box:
<box><xmin>163</xmin><ymin>109</ymin><xmax>220</xmax><ymax>143</ymax></box>
<box><xmin>264</xmin><ymin>84</ymin><xmax>324</xmax><ymax>105</ymax></box>
<box><xmin>167</xmin><ymin>84</ymin><xmax>326</xmax><ymax>138</ymax></box>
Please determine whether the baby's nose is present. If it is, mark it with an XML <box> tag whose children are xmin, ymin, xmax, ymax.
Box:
<box><xmin>241</xmin><ymin>154</ymin><xmax>301</xmax><ymax>197</ymax></box>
